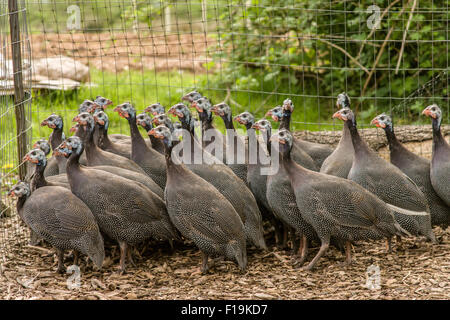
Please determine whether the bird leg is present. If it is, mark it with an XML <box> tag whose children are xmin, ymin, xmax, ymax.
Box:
<box><xmin>302</xmin><ymin>241</ymin><xmax>329</xmax><ymax>271</ymax></box>
<box><xmin>73</xmin><ymin>250</ymin><xmax>80</xmax><ymax>266</ymax></box>
<box><xmin>293</xmin><ymin>235</ymin><xmax>309</xmax><ymax>268</ymax></box>
<box><xmin>127</xmin><ymin>246</ymin><xmax>136</xmax><ymax>267</ymax></box>
<box><xmin>118</xmin><ymin>241</ymin><xmax>128</xmax><ymax>274</ymax></box>
<box><xmin>344</xmin><ymin>241</ymin><xmax>352</xmax><ymax>266</ymax></box>
<box><xmin>201</xmin><ymin>252</ymin><xmax>209</xmax><ymax>274</ymax></box>
<box><xmin>385</xmin><ymin>238</ymin><xmax>392</xmax><ymax>253</ymax></box>
<box><xmin>56</xmin><ymin>249</ymin><xmax>65</xmax><ymax>274</ymax></box>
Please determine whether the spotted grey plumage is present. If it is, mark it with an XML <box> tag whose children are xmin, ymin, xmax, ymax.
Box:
<box><xmin>334</xmin><ymin>108</ymin><xmax>435</xmax><ymax>242</ymax></box>
<box><xmin>168</xmin><ymin>103</ymin><xmax>266</xmax><ymax>250</ymax></box>
<box><xmin>372</xmin><ymin>113</ymin><xmax>450</xmax><ymax>228</ymax></box>
<box><xmin>272</xmin><ymin>129</ymin><xmax>409</xmax><ymax>270</ymax></box>
<box><xmin>54</xmin><ymin>136</ymin><xmax>178</xmax><ymax>273</ymax></box>
<box><xmin>422</xmin><ymin>104</ymin><xmax>450</xmax><ymax>207</ymax></box>
<box><xmin>149</xmin><ymin>125</ymin><xmax>247</xmax><ymax>273</ymax></box>
<box><xmin>320</xmin><ymin>93</ymin><xmax>355</xmax><ymax>178</ymax></box>
<box><xmin>8</xmin><ymin>181</ymin><xmax>104</xmax><ymax>273</ymax></box>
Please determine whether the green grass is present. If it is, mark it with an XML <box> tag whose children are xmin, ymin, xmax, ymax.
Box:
<box><xmin>30</xmin><ymin>68</ymin><xmax>338</xmax><ymax>143</ymax></box>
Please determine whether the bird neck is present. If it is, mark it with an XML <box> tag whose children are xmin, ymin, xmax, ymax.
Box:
<box><xmin>66</xmin><ymin>149</ymin><xmax>82</xmax><ymax>174</ymax></box>
<box><xmin>383</xmin><ymin>126</ymin><xmax>406</xmax><ymax>158</ymax></box>
<box><xmin>280</xmin><ymin>111</ymin><xmax>292</xmax><ymax>131</ymax></box>
<box><xmin>222</xmin><ymin>114</ymin><xmax>235</xmax><ymax>130</ymax></box>
<box><xmin>346</xmin><ymin>119</ymin><xmax>371</xmax><ymax>157</ymax></box>
<box><xmin>50</xmin><ymin>127</ymin><xmax>64</xmax><ymax>151</ymax></box>
<box><xmin>128</xmin><ymin>116</ymin><xmax>148</xmax><ymax>157</ymax></box>
<box><xmin>432</xmin><ymin>116</ymin><xmax>446</xmax><ymax>149</ymax></box>
<box><xmin>16</xmin><ymin>195</ymin><xmax>27</xmax><ymax>218</ymax></box>
<box><xmin>96</xmin><ymin>124</ymin><xmax>113</xmax><ymax>148</ymax></box>
<box><xmin>31</xmin><ymin>162</ymin><xmax>49</xmax><ymax>190</ymax></box>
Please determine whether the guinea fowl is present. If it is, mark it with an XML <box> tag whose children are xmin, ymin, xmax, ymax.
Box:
<box><xmin>210</xmin><ymin>102</ymin><xmax>248</xmax><ymax>184</ymax></box>
<box><xmin>114</xmin><ymin>103</ymin><xmax>167</xmax><ymax>189</ymax></box>
<box><xmin>334</xmin><ymin>108</ymin><xmax>435</xmax><ymax>243</ymax></box>
<box><xmin>372</xmin><ymin>113</ymin><xmax>450</xmax><ymax>228</ymax></box>
<box><xmin>8</xmin><ymin>181</ymin><xmax>104</xmax><ymax>273</ymax></box>
<box><xmin>149</xmin><ymin>125</ymin><xmax>247</xmax><ymax>273</ymax></box>
<box><xmin>25</xmin><ymin>139</ymin><xmax>58</xmax><ymax>180</ymax></box>
<box><xmin>41</xmin><ymin>114</ymin><xmax>67</xmax><ymax>175</ymax></box>
<box><xmin>422</xmin><ymin>104</ymin><xmax>450</xmax><ymax>207</ymax></box>
<box><xmin>267</xmin><ymin>99</ymin><xmax>333</xmax><ymax>168</ymax></box>
<box><xmin>234</xmin><ymin>113</ymin><xmax>290</xmax><ymax>249</ymax></box>
<box><xmin>136</xmin><ymin>112</ymin><xmax>165</xmax><ymax>154</ymax></box>
<box><xmin>271</xmin><ymin>129</ymin><xmax>409</xmax><ymax>270</ymax></box>
<box><xmin>23</xmin><ymin>149</ymin><xmax>70</xmax><ymax>190</ymax></box>
<box><xmin>73</xmin><ymin>112</ymin><xmax>146</xmax><ymax>174</ymax></box>
<box><xmin>320</xmin><ymin>93</ymin><xmax>355</xmax><ymax>178</ymax></box>
<box><xmin>266</xmin><ymin>106</ymin><xmax>318</xmax><ymax>171</ymax></box>
<box><xmin>166</xmin><ymin>103</ymin><xmax>266</xmax><ymax>250</ymax></box>
<box><xmin>71</xmin><ymin>124</ymin><xmax>163</xmax><ymax>198</ymax></box>
<box><xmin>144</xmin><ymin>102</ymin><xmax>165</xmax><ymax>116</ymax></box>
<box><xmin>93</xmin><ymin>110</ymin><xmax>132</xmax><ymax>159</ymax></box>
<box><xmin>54</xmin><ymin>136</ymin><xmax>178</xmax><ymax>273</ymax></box>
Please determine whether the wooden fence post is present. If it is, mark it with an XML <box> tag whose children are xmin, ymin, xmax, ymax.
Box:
<box><xmin>8</xmin><ymin>0</ymin><xmax>27</xmax><ymax>180</ymax></box>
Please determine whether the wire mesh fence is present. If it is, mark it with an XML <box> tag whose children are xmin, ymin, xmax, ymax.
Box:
<box><xmin>1</xmin><ymin>0</ymin><xmax>449</xmax><ymax>262</ymax></box>
<box><xmin>1</xmin><ymin>0</ymin><xmax>33</xmax><ymax>263</ymax></box>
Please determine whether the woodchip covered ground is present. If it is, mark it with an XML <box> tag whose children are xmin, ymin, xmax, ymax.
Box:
<box><xmin>0</xmin><ymin>131</ymin><xmax>449</xmax><ymax>300</ymax></box>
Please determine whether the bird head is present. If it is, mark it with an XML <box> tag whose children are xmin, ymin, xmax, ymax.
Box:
<box><xmin>265</xmin><ymin>106</ymin><xmax>283</xmax><ymax>122</ymax></box>
<box><xmin>8</xmin><ymin>181</ymin><xmax>30</xmax><ymax>198</ymax></box>
<box><xmin>144</xmin><ymin>103</ymin><xmax>165</xmax><ymax>116</ymax></box>
<box><xmin>32</xmin><ymin>139</ymin><xmax>51</xmax><ymax>156</ymax></box>
<box><xmin>40</xmin><ymin>114</ymin><xmax>63</xmax><ymax>130</ymax></box>
<box><xmin>371</xmin><ymin>113</ymin><xmax>392</xmax><ymax>130</ymax></box>
<box><xmin>114</xmin><ymin>102</ymin><xmax>136</xmax><ymax>120</ymax></box>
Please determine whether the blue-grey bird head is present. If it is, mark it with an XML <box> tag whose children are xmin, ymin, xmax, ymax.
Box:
<box><xmin>94</xmin><ymin>95</ymin><xmax>112</xmax><ymax>109</ymax></box>
<box><xmin>192</xmin><ymin>97</ymin><xmax>213</xmax><ymax>122</ymax></box>
<box><xmin>78</xmin><ymin>99</ymin><xmax>100</xmax><ymax>114</ymax></box>
<box><xmin>234</xmin><ymin>111</ymin><xmax>255</xmax><ymax>129</ymax></box>
<box><xmin>40</xmin><ymin>114</ymin><xmax>63</xmax><ymax>130</ymax></box>
<box><xmin>333</xmin><ymin>107</ymin><xmax>356</xmax><ymax>126</ymax></box>
<box><xmin>23</xmin><ymin>148</ymin><xmax>47</xmax><ymax>167</ymax></box>
<box><xmin>144</xmin><ymin>102</ymin><xmax>165</xmax><ymax>116</ymax></box>
<box><xmin>182</xmin><ymin>90</ymin><xmax>203</xmax><ymax>103</ymax></box>
<box><xmin>8</xmin><ymin>181</ymin><xmax>30</xmax><ymax>198</ymax></box>
<box><xmin>336</xmin><ymin>92</ymin><xmax>351</xmax><ymax>109</ymax></box>
<box><xmin>252</xmin><ymin>118</ymin><xmax>272</xmax><ymax>133</ymax></box>
<box><xmin>168</xmin><ymin>103</ymin><xmax>193</xmax><ymax>127</ymax></box>
<box><xmin>136</xmin><ymin>112</ymin><xmax>153</xmax><ymax>130</ymax></box>
<box><xmin>73</xmin><ymin>112</ymin><xmax>95</xmax><ymax>133</ymax></box>
<box><xmin>32</xmin><ymin>139</ymin><xmax>51</xmax><ymax>156</ymax></box>
<box><xmin>93</xmin><ymin>110</ymin><xmax>110</xmax><ymax>130</ymax></box>
<box><xmin>265</xmin><ymin>106</ymin><xmax>283</xmax><ymax>122</ymax></box>
<box><xmin>371</xmin><ymin>113</ymin><xmax>393</xmax><ymax>131</ymax></box>
<box><xmin>54</xmin><ymin>136</ymin><xmax>84</xmax><ymax>158</ymax></box>
<box><xmin>282</xmin><ymin>98</ymin><xmax>294</xmax><ymax>113</ymax></box>
<box><xmin>211</xmin><ymin>102</ymin><xmax>232</xmax><ymax>123</ymax></box>
<box><xmin>270</xmin><ymin>129</ymin><xmax>294</xmax><ymax>155</ymax></box>
<box><xmin>148</xmin><ymin>125</ymin><xmax>177</xmax><ymax>148</ymax></box>
<box><xmin>152</xmin><ymin>113</ymin><xmax>173</xmax><ymax>131</ymax></box>
<box><xmin>422</xmin><ymin>104</ymin><xmax>442</xmax><ymax>127</ymax></box>
<box><xmin>114</xmin><ymin>102</ymin><xmax>137</xmax><ymax>121</ymax></box>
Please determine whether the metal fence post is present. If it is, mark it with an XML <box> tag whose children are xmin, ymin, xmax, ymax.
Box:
<box><xmin>8</xmin><ymin>0</ymin><xmax>27</xmax><ymax>180</ymax></box>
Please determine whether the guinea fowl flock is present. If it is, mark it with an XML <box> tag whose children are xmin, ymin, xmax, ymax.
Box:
<box><xmin>8</xmin><ymin>92</ymin><xmax>450</xmax><ymax>274</ymax></box>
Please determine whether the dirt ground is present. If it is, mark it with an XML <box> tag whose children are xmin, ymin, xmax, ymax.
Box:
<box><xmin>0</xmin><ymin>139</ymin><xmax>448</xmax><ymax>300</ymax></box>
<box><xmin>30</xmin><ymin>33</ymin><xmax>214</xmax><ymax>73</ymax></box>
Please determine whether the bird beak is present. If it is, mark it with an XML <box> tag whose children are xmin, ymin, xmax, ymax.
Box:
<box><xmin>181</xmin><ymin>94</ymin><xmax>191</xmax><ymax>102</ymax></box>
<box><xmin>114</xmin><ymin>106</ymin><xmax>129</xmax><ymax>119</ymax></box>
<box><xmin>251</xmin><ymin>123</ymin><xmax>261</xmax><ymax>130</ymax></box>
<box><xmin>7</xmin><ymin>190</ymin><xmax>15</xmax><ymax>197</ymax></box>
<box><xmin>192</xmin><ymin>101</ymin><xmax>203</xmax><ymax>113</ymax></box>
<box><xmin>332</xmin><ymin>111</ymin><xmax>343</xmax><ymax>120</ymax></box>
<box><xmin>269</xmin><ymin>135</ymin><xmax>285</xmax><ymax>144</ymax></box>
<box><xmin>422</xmin><ymin>108</ymin><xmax>435</xmax><ymax>118</ymax></box>
<box><xmin>168</xmin><ymin>107</ymin><xmax>183</xmax><ymax>118</ymax></box>
<box><xmin>72</xmin><ymin>115</ymin><xmax>80</xmax><ymax>123</ymax></box>
<box><xmin>152</xmin><ymin>118</ymin><xmax>160</xmax><ymax>125</ymax></box>
<box><xmin>22</xmin><ymin>154</ymin><xmax>37</xmax><ymax>164</ymax></box>
<box><xmin>233</xmin><ymin>115</ymin><xmax>242</xmax><ymax>123</ymax></box>
<box><xmin>69</xmin><ymin>125</ymin><xmax>78</xmax><ymax>133</ymax></box>
<box><xmin>265</xmin><ymin>110</ymin><xmax>272</xmax><ymax>118</ymax></box>
<box><xmin>40</xmin><ymin>119</ymin><xmax>48</xmax><ymax>127</ymax></box>
<box><xmin>148</xmin><ymin>128</ymin><xmax>163</xmax><ymax>139</ymax></box>
<box><xmin>210</xmin><ymin>105</ymin><xmax>220</xmax><ymax>116</ymax></box>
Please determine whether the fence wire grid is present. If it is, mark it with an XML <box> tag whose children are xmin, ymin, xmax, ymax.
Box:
<box><xmin>1</xmin><ymin>0</ymin><xmax>450</xmax><ymax>261</ymax></box>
